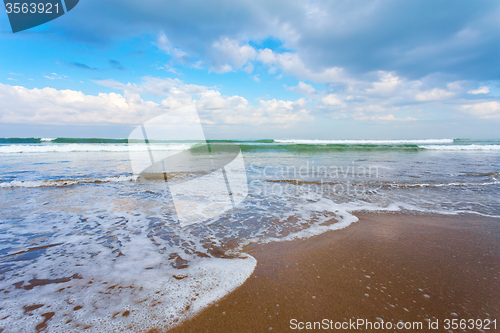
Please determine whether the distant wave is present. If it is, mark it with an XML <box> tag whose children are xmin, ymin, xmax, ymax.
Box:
<box><xmin>420</xmin><ymin>145</ymin><xmax>500</xmax><ymax>151</ymax></box>
<box><xmin>0</xmin><ymin>143</ymin><xmax>195</xmax><ymax>153</ymax></box>
<box><xmin>0</xmin><ymin>137</ymin><xmax>275</xmax><ymax>144</ymax></box>
<box><xmin>0</xmin><ymin>175</ymin><xmax>137</xmax><ymax>188</ymax></box>
<box><xmin>453</xmin><ymin>138</ymin><xmax>500</xmax><ymax>143</ymax></box>
<box><xmin>274</xmin><ymin>139</ymin><xmax>454</xmax><ymax>145</ymax></box>
<box><xmin>240</xmin><ymin>143</ymin><xmax>423</xmax><ymax>152</ymax></box>
<box><xmin>3</xmin><ymin>143</ymin><xmax>499</xmax><ymax>154</ymax></box>
<box><xmin>2</xmin><ymin>137</ymin><xmax>499</xmax><ymax>144</ymax></box>
<box><xmin>1</xmin><ymin>138</ymin><xmax>500</xmax><ymax>154</ymax></box>
<box><xmin>2</xmin><ymin>137</ymin><xmax>499</xmax><ymax>145</ymax></box>
<box><xmin>207</xmin><ymin>139</ymin><xmax>275</xmax><ymax>143</ymax></box>
<box><xmin>0</xmin><ymin>137</ymin><xmax>130</xmax><ymax>144</ymax></box>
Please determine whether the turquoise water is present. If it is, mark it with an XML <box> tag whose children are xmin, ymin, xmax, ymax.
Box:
<box><xmin>0</xmin><ymin>138</ymin><xmax>499</xmax><ymax>331</ymax></box>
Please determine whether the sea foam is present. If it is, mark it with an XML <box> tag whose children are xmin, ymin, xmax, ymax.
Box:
<box><xmin>0</xmin><ymin>143</ymin><xmax>194</xmax><ymax>154</ymax></box>
<box><xmin>419</xmin><ymin>144</ymin><xmax>500</xmax><ymax>150</ymax></box>
<box><xmin>275</xmin><ymin>139</ymin><xmax>454</xmax><ymax>145</ymax></box>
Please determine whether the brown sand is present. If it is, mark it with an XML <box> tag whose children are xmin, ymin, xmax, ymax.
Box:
<box><xmin>167</xmin><ymin>213</ymin><xmax>500</xmax><ymax>332</ymax></box>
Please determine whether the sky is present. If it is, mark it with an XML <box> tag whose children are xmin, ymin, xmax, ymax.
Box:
<box><xmin>0</xmin><ymin>0</ymin><xmax>499</xmax><ymax>139</ymax></box>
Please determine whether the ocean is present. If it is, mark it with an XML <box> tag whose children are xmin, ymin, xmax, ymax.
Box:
<box><xmin>1</xmin><ymin>138</ymin><xmax>499</xmax><ymax>332</ymax></box>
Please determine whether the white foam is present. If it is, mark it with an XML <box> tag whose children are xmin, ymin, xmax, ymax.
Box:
<box><xmin>0</xmin><ymin>143</ymin><xmax>194</xmax><ymax>154</ymax></box>
<box><xmin>0</xmin><ymin>203</ymin><xmax>256</xmax><ymax>333</ymax></box>
<box><xmin>40</xmin><ymin>138</ymin><xmax>56</xmax><ymax>142</ymax></box>
<box><xmin>0</xmin><ymin>255</ymin><xmax>256</xmax><ymax>333</ymax></box>
<box><xmin>388</xmin><ymin>180</ymin><xmax>500</xmax><ymax>188</ymax></box>
<box><xmin>2</xmin><ymin>138</ymin><xmax>499</xmax><ymax>333</ymax></box>
<box><xmin>275</xmin><ymin>139</ymin><xmax>454</xmax><ymax>145</ymax></box>
<box><xmin>419</xmin><ymin>144</ymin><xmax>500</xmax><ymax>150</ymax></box>
<box><xmin>240</xmin><ymin>197</ymin><xmax>405</xmax><ymax>248</ymax></box>
<box><xmin>261</xmin><ymin>216</ymin><xmax>356</xmax><ymax>243</ymax></box>
<box><xmin>0</xmin><ymin>175</ymin><xmax>138</xmax><ymax>188</ymax></box>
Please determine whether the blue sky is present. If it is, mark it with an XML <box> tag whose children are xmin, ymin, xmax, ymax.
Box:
<box><xmin>1</xmin><ymin>0</ymin><xmax>499</xmax><ymax>139</ymax></box>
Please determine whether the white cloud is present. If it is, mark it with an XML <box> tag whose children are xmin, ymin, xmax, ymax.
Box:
<box><xmin>320</xmin><ymin>94</ymin><xmax>343</xmax><ymax>107</ymax></box>
<box><xmin>0</xmin><ymin>79</ymin><xmax>314</xmax><ymax>127</ymax></box>
<box><xmin>95</xmin><ymin>79</ymin><xmax>144</xmax><ymax>94</ymax></box>
<box><xmin>350</xmin><ymin>112</ymin><xmax>416</xmax><ymax>122</ymax></box>
<box><xmin>243</xmin><ymin>63</ymin><xmax>254</xmax><ymax>74</ymax></box>
<box><xmin>288</xmin><ymin>81</ymin><xmax>317</xmax><ymax>96</ymax></box>
<box><xmin>256</xmin><ymin>49</ymin><xmax>345</xmax><ymax>83</ymax></box>
<box><xmin>4</xmin><ymin>69</ymin><xmax>493</xmax><ymax>131</ymax></box>
<box><xmin>249</xmin><ymin>98</ymin><xmax>313</xmax><ymax>125</ymax></box>
<box><xmin>214</xmin><ymin>64</ymin><xmax>233</xmax><ymax>74</ymax></box>
<box><xmin>210</xmin><ymin>38</ymin><xmax>257</xmax><ymax>73</ymax></box>
<box><xmin>468</xmin><ymin>86</ymin><xmax>490</xmax><ymax>94</ymax></box>
<box><xmin>140</xmin><ymin>77</ymin><xmax>208</xmax><ymax>96</ymax></box>
<box><xmin>415</xmin><ymin>88</ymin><xmax>455</xmax><ymax>101</ymax></box>
<box><xmin>256</xmin><ymin>48</ymin><xmax>276</xmax><ymax>64</ymax></box>
<box><xmin>196</xmin><ymin>90</ymin><xmax>313</xmax><ymax>125</ymax></box>
<box><xmin>152</xmin><ymin>30</ymin><xmax>472</xmax><ymax>124</ymax></box>
<box><xmin>0</xmin><ymin>83</ymin><xmax>158</xmax><ymax>125</ymax></box>
<box><xmin>376</xmin><ymin>114</ymin><xmax>396</xmax><ymax>121</ymax></box>
<box><xmin>373</xmin><ymin>114</ymin><xmax>417</xmax><ymax>121</ymax></box>
<box><xmin>44</xmin><ymin>73</ymin><xmax>66</xmax><ymax>80</ymax></box>
<box><xmin>157</xmin><ymin>32</ymin><xmax>188</xmax><ymax>61</ymax></box>
<box><xmin>268</xmin><ymin>66</ymin><xmax>278</xmax><ymax>74</ymax></box>
<box><xmin>462</xmin><ymin>101</ymin><xmax>500</xmax><ymax>119</ymax></box>
<box><xmin>367</xmin><ymin>72</ymin><xmax>403</xmax><ymax>96</ymax></box>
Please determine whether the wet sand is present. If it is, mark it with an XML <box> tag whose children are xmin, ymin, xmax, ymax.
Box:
<box><xmin>167</xmin><ymin>213</ymin><xmax>500</xmax><ymax>332</ymax></box>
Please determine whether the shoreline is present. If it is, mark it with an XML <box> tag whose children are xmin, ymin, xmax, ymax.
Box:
<box><xmin>166</xmin><ymin>212</ymin><xmax>500</xmax><ymax>332</ymax></box>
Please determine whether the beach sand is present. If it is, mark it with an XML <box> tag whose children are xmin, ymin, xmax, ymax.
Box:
<box><xmin>166</xmin><ymin>213</ymin><xmax>500</xmax><ymax>332</ymax></box>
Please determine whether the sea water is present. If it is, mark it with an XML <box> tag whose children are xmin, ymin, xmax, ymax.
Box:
<box><xmin>0</xmin><ymin>138</ymin><xmax>499</xmax><ymax>332</ymax></box>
